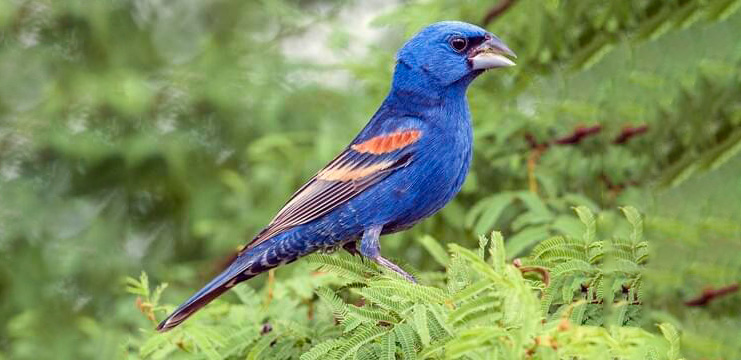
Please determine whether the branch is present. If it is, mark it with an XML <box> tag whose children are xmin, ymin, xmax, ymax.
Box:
<box><xmin>513</xmin><ymin>259</ymin><xmax>550</xmax><ymax>286</ymax></box>
<box><xmin>482</xmin><ymin>0</ymin><xmax>518</xmax><ymax>26</ymax></box>
<box><xmin>685</xmin><ymin>283</ymin><xmax>739</xmax><ymax>306</ymax></box>
<box><xmin>554</xmin><ymin>125</ymin><xmax>602</xmax><ymax>145</ymax></box>
<box><xmin>524</xmin><ymin>133</ymin><xmax>546</xmax><ymax>149</ymax></box>
<box><xmin>525</xmin><ymin>125</ymin><xmax>603</xmax><ymax>149</ymax></box>
<box><xmin>613</xmin><ymin>125</ymin><xmax>649</xmax><ymax>144</ymax></box>
<box><xmin>599</xmin><ymin>173</ymin><xmax>639</xmax><ymax>191</ymax></box>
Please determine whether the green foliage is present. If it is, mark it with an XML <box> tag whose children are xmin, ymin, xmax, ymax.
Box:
<box><xmin>127</xmin><ymin>219</ymin><xmax>678</xmax><ymax>359</ymax></box>
<box><xmin>528</xmin><ymin>206</ymin><xmax>646</xmax><ymax>328</ymax></box>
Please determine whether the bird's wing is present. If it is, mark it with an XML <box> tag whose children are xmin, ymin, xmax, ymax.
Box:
<box><xmin>243</xmin><ymin>129</ymin><xmax>423</xmax><ymax>252</ymax></box>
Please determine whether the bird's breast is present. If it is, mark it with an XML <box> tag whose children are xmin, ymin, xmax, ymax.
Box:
<box><xmin>381</xmin><ymin>120</ymin><xmax>472</xmax><ymax>230</ymax></box>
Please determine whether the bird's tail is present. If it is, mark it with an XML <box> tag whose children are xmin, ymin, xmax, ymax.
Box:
<box><xmin>156</xmin><ymin>241</ymin><xmax>296</xmax><ymax>332</ymax></box>
<box><xmin>155</xmin><ymin>270</ymin><xmax>238</xmax><ymax>332</ymax></box>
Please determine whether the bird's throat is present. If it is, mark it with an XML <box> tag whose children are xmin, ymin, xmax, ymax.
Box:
<box><xmin>388</xmin><ymin>61</ymin><xmax>471</xmax><ymax>109</ymax></box>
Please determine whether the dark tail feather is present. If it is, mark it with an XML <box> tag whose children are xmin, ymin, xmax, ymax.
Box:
<box><xmin>156</xmin><ymin>260</ymin><xmax>255</xmax><ymax>332</ymax></box>
<box><xmin>156</xmin><ymin>235</ymin><xmax>306</xmax><ymax>332</ymax></box>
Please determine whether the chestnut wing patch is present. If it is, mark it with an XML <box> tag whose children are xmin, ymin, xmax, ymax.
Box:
<box><xmin>243</xmin><ymin>131</ymin><xmax>421</xmax><ymax>252</ymax></box>
<box><xmin>351</xmin><ymin>130</ymin><xmax>422</xmax><ymax>155</ymax></box>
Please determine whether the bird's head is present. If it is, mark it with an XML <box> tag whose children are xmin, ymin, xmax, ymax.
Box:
<box><xmin>396</xmin><ymin>21</ymin><xmax>516</xmax><ymax>88</ymax></box>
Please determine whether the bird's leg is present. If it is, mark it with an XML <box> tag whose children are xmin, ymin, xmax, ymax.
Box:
<box><xmin>359</xmin><ymin>225</ymin><xmax>417</xmax><ymax>283</ymax></box>
<box><xmin>342</xmin><ymin>240</ymin><xmax>359</xmax><ymax>256</ymax></box>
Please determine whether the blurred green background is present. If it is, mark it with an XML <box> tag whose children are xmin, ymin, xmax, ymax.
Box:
<box><xmin>1</xmin><ymin>0</ymin><xmax>740</xmax><ymax>359</ymax></box>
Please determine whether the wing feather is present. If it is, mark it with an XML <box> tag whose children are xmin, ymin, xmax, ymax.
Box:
<box><xmin>243</xmin><ymin>130</ymin><xmax>421</xmax><ymax>252</ymax></box>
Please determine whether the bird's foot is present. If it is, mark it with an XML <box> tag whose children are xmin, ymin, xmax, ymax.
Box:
<box><xmin>342</xmin><ymin>241</ymin><xmax>359</xmax><ymax>256</ymax></box>
<box><xmin>373</xmin><ymin>256</ymin><xmax>417</xmax><ymax>283</ymax></box>
<box><xmin>358</xmin><ymin>225</ymin><xmax>415</xmax><ymax>282</ymax></box>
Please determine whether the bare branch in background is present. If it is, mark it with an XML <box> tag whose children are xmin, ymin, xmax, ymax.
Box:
<box><xmin>554</xmin><ymin>125</ymin><xmax>603</xmax><ymax>145</ymax></box>
<box><xmin>614</xmin><ymin>125</ymin><xmax>649</xmax><ymax>144</ymax></box>
<box><xmin>685</xmin><ymin>283</ymin><xmax>739</xmax><ymax>306</ymax></box>
<box><xmin>482</xmin><ymin>0</ymin><xmax>518</xmax><ymax>26</ymax></box>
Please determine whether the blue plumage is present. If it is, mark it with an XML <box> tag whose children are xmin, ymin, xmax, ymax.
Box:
<box><xmin>157</xmin><ymin>21</ymin><xmax>515</xmax><ymax>332</ymax></box>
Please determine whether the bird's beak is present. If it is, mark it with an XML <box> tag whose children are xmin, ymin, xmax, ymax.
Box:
<box><xmin>468</xmin><ymin>37</ymin><xmax>517</xmax><ymax>70</ymax></box>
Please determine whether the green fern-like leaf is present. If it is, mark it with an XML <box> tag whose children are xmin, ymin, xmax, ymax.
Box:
<box><xmin>531</xmin><ymin>236</ymin><xmax>587</xmax><ymax>261</ymax></box>
<box><xmin>574</xmin><ymin>206</ymin><xmax>597</xmax><ymax>244</ymax></box>
<box><xmin>658</xmin><ymin>322</ymin><xmax>682</xmax><ymax>360</ymax></box>
<box><xmin>370</xmin><ymin>278</ymin><xmax>447</xmax><ymax>304</ymax></box>
<box><xmin>335</xmin><ymin>324</ymin><xmax>390</xmax><ymax>360</ymax></box>
<box><xmin>620</xmin><ymin>206</ymin><xmax>644</xmax><ymax>244</ymax></box>
<box><xmin>347</xmin><ymin>304</ymin><xmax>400</xmax><ymax>324</ymax></box>
<box><xmin>446</xmin><ymin>253</ymin><xmax>472</xmax><ymax>294</ymax></box>
<box><xmin>448</xmin><ymin>295</ymin><xmax>501</xmax><ymax>325</ymax></box>
<box><xmin>536</xmin><ymin>246</ymin><xmax>590</xmax><ymax>265</ymax></box>
<box><xmin>570</xmin><ymin>301</ymin><xmax>588</xmax><ymax>325</ymax></box>
<box><xmin>477</xmin><ymin>234</ymin><xmax>490</xmax><ymax>259</ymax></box>
<box><xmin>245</xmin><ymin>333</ymin><xmax>279</xmax><ymax>360</ymax></box>
<box><xmin>448</xmin><ymin>244</ymin><xmax>504</xmax><ymax>283</ymax></box>
<box><xmin>124</xmin><ymin>271</ymin><xmax>150</xmax><ymax>297</ymax></box>
<box><xmin>419</xmin><ymin>339</ymin><xmax>448</xmax><ymax>359</ymax></box>
<box><xmin>411</xmin><ymin>305</ymin><xmax>431</xmax><ymax>347</ymax></box>
<box><xmin>449</xmin><ymin>279</ymin><xmax>493</xmax><ymax>304</ymax></box>
<box><xmin>394</xmin><ymin>324</ymin><xmax>419</xmax><ymax>360</ymax></box>
<box><xmin>417</xmin><ymin>235</ymin><xmax>449</xmax><ymax>267</ymax></box>
<box><xmin>634</xmin><ymin>242</ymin><xmax>649</xmax><ymax>264</ymax></box>
<box><xmin>356</xmin><ymin>343</ymin><xmax>382</xmax><ymax>360</ymax></box>
<box><xmin>379</xmin><ymin>330</ymin><xmax>397</xmax><ymax>360</ymax></box>
<box><xmin>551</xmin><ymin>259</ymin><xmax>596</xmax><ymax>278</ymax></box>
<box><xmin>220</xmin><ymin>327</ymin><xmax>261</xmax><ymax>358</ymax></box>
<box><xmin>307</xmin><ymin>254</ymin><xmax>380</xmax><ymax>282</ymax></box>
<box><xmin>354</xmin><ymin>286</ymin><xmax>410</xmax><ymax>314</ymax></box>
<box><xmin>444</xmin><ymin>326</ymin><xmax>510</xmax><ymax>359</ymax></box>
<box><xmin>489</xmin><ymin>231</ymin><xmax>507</xmax><ymax>272</ymax></box>
<box><xmin>316</xmin><ymin>286</ymin><xmax>349</xmax><ymax>322</ymax></box>
<box><xmin>188</xmin><ymin>325</ymin><xmax>226</xmax><ymax>360</ymax></box>
<box><xmin>343</xmin><ymin>317</ymin><xmax>363</xmax><ymax>334</ymax></box>
<box><xmin>300</xmin><ymin>339</ymin><xmax>343</xmax><ymax>360</ymax></box>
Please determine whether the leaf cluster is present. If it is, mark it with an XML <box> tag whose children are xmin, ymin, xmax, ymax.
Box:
<box><xmin>128</xmin><ymin>208</ymin><xmax>681</xmax><ymax>359</ymax></box>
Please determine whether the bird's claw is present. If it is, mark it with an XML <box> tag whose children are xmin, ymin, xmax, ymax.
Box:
<box><xmin>342</xmin><ymin>241</ymin><xmax>360</xmax><ymax>256</ymax></box>
<box><xmin>374</xmin><ymin>256</ymin><xmax>417</xmax><ymax>283</ymax></box>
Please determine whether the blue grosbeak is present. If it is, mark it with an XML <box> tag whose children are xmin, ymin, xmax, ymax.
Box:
<box><xmin>157</xmin><ymin>21</ymin><xmax>515</xmax><ymax>332</ymax></box>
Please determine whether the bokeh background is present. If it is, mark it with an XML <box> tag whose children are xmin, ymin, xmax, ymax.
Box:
<box><xmin>1</xmin><ymin>0</ymin><xmax>740</xmax><ymax>359</ymax></box>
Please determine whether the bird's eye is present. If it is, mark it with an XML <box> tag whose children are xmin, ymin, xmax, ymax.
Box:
<box><xmin>449</xmin><ymin>36</ymin><xmax>467</xmax><ymax>52</ymax></box>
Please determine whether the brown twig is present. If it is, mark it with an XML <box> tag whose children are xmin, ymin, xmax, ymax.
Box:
<box><xmin>264</xmin><ymin>269</ymin><xmax>276</xmax><ymax>307</ymax></box>
<box><xmin>685</xmin><ymin>283</ymin><xmax>739</xmax><ymax>306</ymax></box>
<box><xmin>482</xmin><ymin>0</ymin><xmax>518</xmax><ymax>26</ymax></box>
<box><xmin>306</xmin><ymin>298</ymin><xmax>315</xmax><ymax>320</ymax></box>
<box><xmin>599</xmin><ymin>173</ymin><xmax>640</xmax><ymax>196</ymax></box>
<box><xmin>524</xmin><ymin>134</ymin><xmax>548</xmax><ymax>195</ymax></box>
<box><xmin>527</xmin><ymin>146</ymin><xmax>546</xmax><ymax>194</ymax></box>
<box><xmin>613</xmin><ymin>125</ymin><xmax>649</xmax><ymax>144</ymax></box>
<box><xmin>513</xmin><ymin>259</ymin><xmax>551</xmax><ymax>286</ymax></box>
<box><xmin>524</xmin><ymin>133</ymin><xmax>543</xmax><ymax>149</ymax></box>
<box><xmin>554</xmin><ymin>125</ymin><xmax>602</xmax><ymax>145</ymax></box>
<box><xmin>135</xmin><ymin>297</ymin><xmax>156</xmax><ymax>323</ymax></box>
<box><xmin>524</xmin><ymin>125</ymin><xmax>603</xmax><ymax>150</ymax></box>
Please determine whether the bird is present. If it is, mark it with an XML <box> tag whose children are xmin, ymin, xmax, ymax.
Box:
<box><xmin>156</xmin><ymin>20</ymin><xmax>516</xmax><ymax>332</ymax></box>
